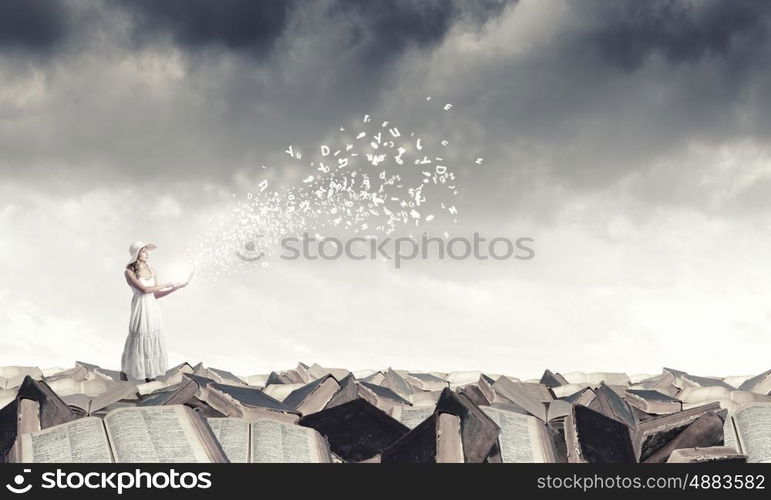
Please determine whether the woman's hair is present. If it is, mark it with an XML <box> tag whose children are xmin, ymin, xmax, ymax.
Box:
<box><xmin>125</xmin><ymin>246</ymin><xmax>145</xmax><ymax>277</ymax></box>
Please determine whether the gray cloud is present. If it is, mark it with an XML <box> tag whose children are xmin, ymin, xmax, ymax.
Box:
<box><xmin>323</xmin><ymin>0</ymin><xmax>514</xmax><ymax>68</ymax></box>
<box><xmin>0</xmin><ymin>0</ymin><xmax>68</xmax><ymax>53</ymax></box>
<box><xmin>113</xmin><ymin>0</ymin><xmax>515</xmax><ymax>63</ymax></box>
<box><xmin>0</xmin><ymin>0</ymin><xmax>518</xmax><ymax>192</ymax></box>
<box><xmin>115</xmin><ymin>0</ymin><xmax>295</xmax><ymax>57</ymax></box>
<box><xmin>1</xmin><ymin>0</ymin><xmax>771</xmax><ymax>223</ymax></box>
<box><xmin>579</xmin><ymin>0</ymin><xmax>770</xmax><ymax>71</ymax></box>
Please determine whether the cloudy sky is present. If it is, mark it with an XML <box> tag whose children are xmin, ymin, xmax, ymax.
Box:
<box><xmin>2</xmin><ymin>0</ymin><xmax>771</xmax><ymax>379</ymax></box>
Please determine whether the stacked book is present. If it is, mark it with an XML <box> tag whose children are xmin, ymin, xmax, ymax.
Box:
<box><xmin>1</xmin><ymin>363</ymin><xmax>769</xmax><ymax>463</ymax></box>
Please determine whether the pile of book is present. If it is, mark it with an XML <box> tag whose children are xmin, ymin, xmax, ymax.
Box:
<box><xmin>1</xmin><ymin>362</ymin><xmax>769</xmax><ymax>463</ymax></box>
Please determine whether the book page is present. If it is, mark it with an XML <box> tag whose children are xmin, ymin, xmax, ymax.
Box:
<box><xmin>207</xmin><ymin>418</ymin><xmax>250</xmax><ymax>463</ymax></box>
<box><xmin>734</xmin><ymin>404</ymin><xmax>771</xmax><ymax>463</ymax></box>
<box><xmin>90</xmin><ymin>382</ymin><xmax>139</xmax><ymax>413</ymax></box>
<box><xmin>104</xmin><ymin>406</ymin><xmax>209</xmax><ymax>463</ymax></box>
<box><xmin>552</xmin><ymin>383</ymin><xmax>590</xmax><ymax>399</ymax></box>
<box><xmin>677</xmin><ymin>386</ymin><xmax>733</xmax><ymax>404</ymax></box>
<box><xmin>0</xmin><ymin>388</ymin><xmax>16</xmax><ymax>409</ymax></box>
<box><xmin>251</xmin><ymin>420</ymin><xmax>321</xmax><ymax>463</ymax></box>
<box><xmin>47</xmin><ymin>378</ymin><xmax>83</xmax><ymax>397</ymax></box>
<box><xmin>585</xmin><ymin>372</ymin><xmax>630</xmax><ymax>386</ymax></box>
<box><xmin>547</xmin><ymin>400</ymin><xmax>573</xmax><ymax>422</ymax></box>
<box><xmin>522</xmin><ymin>383</ymin><xmax>554</xmax><ymax>402</ymax></box>
<box><xmin>61</xmin><ymin>394</ymin><xmax>92</xmax><ymax>412</ymax></box>
<box><xmin>0</xmin><ymin>366</ymin><xmax>43</xmax><ymax>380</ymax></box>
<box><xmin>393</xmin><ymin>406</ymin><xmax>435</xmax><ymax>429</ymax></box>
<box><xmin>263</xmin><ymin>383</ymin><xmax>305</xmax><ymax>402</ymax></box>
<box><xmin>20</xmin><ymin>417</ymin><xmax>112</xmax><ymax>463</ymax></box>
<box><xmin>491</xmin><ymin>378</ymin><xmax>547</xmax><ymax>421</ymax></box>
<box><xmin>47</xmin><ymin>378</ymin><xmax>112</xmax><ymax>398</ymax></box>
<box><xmin>409</xmin><ymin>390</ymin><xmax>442</xmax><ymax>407</ymax></box>
<box><xmin>481</xmin><ymin>406</ymin><xmax>546</xmax><ymax>463</ymax></box>
<box><xmin>723</xmin><ymin>416</ymin><xmax>740</xmax><ymax>453</ymax></box>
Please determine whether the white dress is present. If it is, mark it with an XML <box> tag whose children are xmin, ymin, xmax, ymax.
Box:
<box><xmin>121</xmin><ymin>272</ymin><xmax>168</xmax><ymax>380</ymax></box>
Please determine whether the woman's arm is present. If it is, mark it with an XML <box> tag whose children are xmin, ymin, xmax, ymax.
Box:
<box><xmin>124</xmin><ymin>269</ymin><xmax>173</xmax><ymax>294</ymax></box>
<box><xmin>154</xmin><ymin>283</ymin><xmax>186</xmax><ymax>299</ymax></box>
<box><xmin>152</xmin><ymin>268</ymin><xmax>187</xmax><ymax>299</ymax></box>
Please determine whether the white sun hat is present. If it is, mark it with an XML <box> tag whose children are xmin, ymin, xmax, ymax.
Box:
<box><xmin>127</xmin><ymin>241</ymin><xmax>157</xmax><ymax>265</ymax></box>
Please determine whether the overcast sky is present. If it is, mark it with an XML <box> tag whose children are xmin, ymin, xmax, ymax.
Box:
<box><xmin>2</xmin><ymin>0</ymin><xmax>771</xmax><ymax>379</ymax></box>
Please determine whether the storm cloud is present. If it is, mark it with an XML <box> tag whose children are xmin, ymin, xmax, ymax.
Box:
<box><xmin>0</xmin><ymin>0</ymin><xmax>769</xmax><ymax>208</ymax></box>
<box><xmin>580</xmin><ymin>0</ymin><xmax>771</xmax><ymax>70</ymax></box>
<box><xmin>0</xmin><ymin>0</ymin><xmax>68</xmax><ymax>52</ymax></box>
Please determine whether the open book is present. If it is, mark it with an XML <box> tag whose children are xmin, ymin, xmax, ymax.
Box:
<box><xmin>738</xmin><ymin>369</ymin><xmax>771</xmax><ymax>395</ymax></box>
<box><xmin>2</xmin><ymin>367</ymin><xmax>44</xmax><ymax>380</ymax></box>
<box><xmin>480</xmin><ymin>406</ymin><xmax>557</xmax><ymax>463</ymax></box>
<box><xmin>60</xmin><ymin>381</ymin><xmax>139</xmax><ymax>415</ymax></box>
<box><xmin>0</xmin><ymin>367</ymin><xmax>44</xmax><ymax>390</ymax></box>
<box><xmin>282</xmin><ymin>375</ymin><xmax>341</xmax><ymax>415</ymax></box>
<box><xmin>490</xmin><ymin>377</ymin><xmax>549</xmax><ymax>421</ymax></box>
<box><xmin>20</xmin><ymin>405</ymin><xmax>228</xmax><ymax>463</ymax></box>
<box><xmin>634</xmin><ymin>402</ymin><xmax>721</xmax><ymax>461</ymax></box>
<box><xmin>677</xmin><ymin>386</ymin><xmax>771</xmax><ymax>412</ymax></box>
<box><xmin>207</xmin><ymin>418</ymin><xmax>332</xmax><ymax>463</ymax></box>
<box><xmin>667</xmin><ymin>446</ymin><xmax>746</xmax><ymax>463</ymax></box>
<box><xmin>724</xmin><ymin>402</ymin><xmax>771</xmax><ymax>463</ymax></box>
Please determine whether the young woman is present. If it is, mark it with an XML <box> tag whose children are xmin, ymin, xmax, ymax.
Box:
<box><xmin>121</xmin><ymin>241</ymin><xmax>188</xmax><ymax>382</ymax></box>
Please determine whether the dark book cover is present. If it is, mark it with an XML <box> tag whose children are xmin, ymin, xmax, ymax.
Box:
<box><xmin>626</xmin><ymin>389</ymin><xmax>679</xmax><ymax>403</ymax></box>
<box><xmin>0</xmin><ymin>399</ymin><xmax>18</xmax><ymax>463</ymax></box>
<box><xmin>359</xmin><ymin>381</ymin><xmax>412</xmax><ymax>405</ymax></box>
<box><xmin>266</xmin><ymin>371</ymin><xmax>292</xmax><ymax>385</ymax></box>
<box><xmin>540</xmin><ymin>369</ymin><xmax>568</xmax><ymax>388</ymax></box>
<box><xmin>16</xmin><ymin>376</ymin><xmax>79</xmax><ymax>429</ymax></box>
<box><xmin>380</xmin><ymin>413</ymin><xmax>439</xmax><ymax>463</ymax></box>
<box><xmin>300</xmin><ymin>398</ymin><xmax>409</xmax><ymax>462</ymax></box>
<box><xmin>460</xmin><ymin>384</ymin><xmax>491</xmax><ymax>406</ymax></box>
<box><xmin>282</xmin><ymin>375</ymin><xmax>334</xmax><ymax>410</ymax></box>
<box><xmin>638</xmin><ymin>403</ymin><xmax>721</xmax><ymax>461</ymax></box>
<box><xmin>572</xmin><ymin>405</ymin><xmax>636</xmax><ymax>463</ymax></box>
<box><xmin>738</xmin><ymin>369</ymin><xmax>771</xmax><ymax>392</ymax></box>
<box><xmin>184</xmin><ymin>397</ymin><xmax>228</xmax><ymax>418</ymax></box>
<box><xmin>184</xmin><ymin>373</ymin><xmax>219</xmax><ymax>390</ymax></box>
<box><xmin>561</xmin><ymin>387</ymin><xmax>595</xmax><ymax>404</ymax></box>
<box><xmin>643</xmin><ymin>411</ymin><xmax>724</xmax><ymax>463</ymax></box>
<box><xmin>209</xmin><ymin>382</ymin><xmax>299</xmax><ymax>413</ymax></box>
<box><xmin>485</xmin><ymin>440</ymin><xmax>503</xmax><ymax>463</ymax></box>
<box><xmin>595</xmin><ymin>382</ymin><xmax>636</xmax><ymax>428</ymax></box>
<box><xmin>382</xmin><ymin>368</ymin><xmax>414</xmax><ymax>396</ymax></box>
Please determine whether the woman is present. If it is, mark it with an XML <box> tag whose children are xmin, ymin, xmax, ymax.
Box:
<box><xmin>121</xmin><ymin>241</ymin><xmax>188</xmax><ymax>382</ymax></box>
